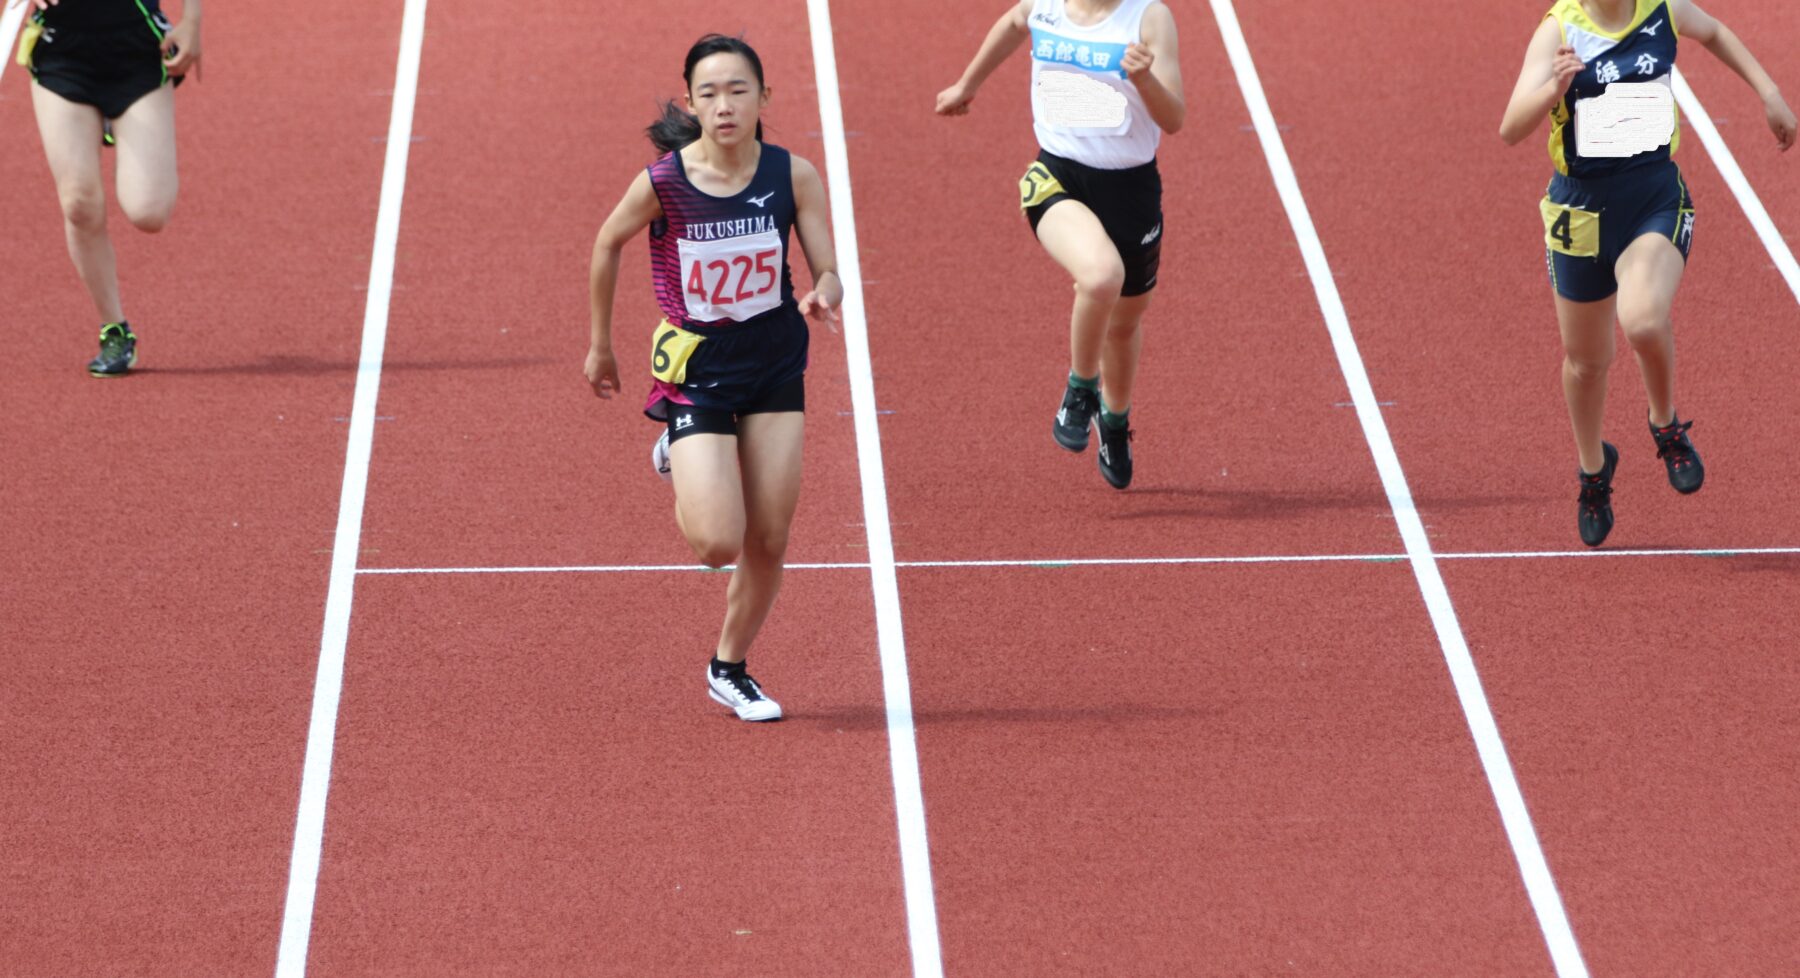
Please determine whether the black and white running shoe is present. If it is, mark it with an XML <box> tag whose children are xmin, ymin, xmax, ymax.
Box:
<box><xmin>707</xmin><ymin>664</ymin><xmax>782</xmax><ymax>722</ymax></box>
<box><xmin>1054</xmin><ymin>383</ymin><xmax>1100</xmax><ymax>452</ymax></box>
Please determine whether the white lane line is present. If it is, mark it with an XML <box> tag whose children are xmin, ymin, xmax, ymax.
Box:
<box><xmin>273</xmin><ymin>1</ymin><xmax>428</xmax><ymax>975</ymax></box>
<box><xmin>1673</xmin><ymin>67</ymin><xmax>1800</xmax><ymax>307</ymax></box>
<box><xmin>0</xmin><ymin>4</ymin><xmax>25</xmax><ymax>88</ymax></box>
<box><xmin>351</xmin><ymin>546</ymin><xmax>1800</xmax><ymax>576</ymax></box>
<box><xmin>1208</xmin><ymin>1</ymin><xmax>1590</xmax><ymax>975</ymax></box>
<box><xmin>805</xmin><ymin>1</ymin><xmax>942</xmax><ymax>975</ymax></box>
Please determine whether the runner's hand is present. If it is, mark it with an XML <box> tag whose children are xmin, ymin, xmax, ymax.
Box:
<box><xmin>798</xmin><ymin>289</ymin><xmax>841</xmax><ymax>334</ymax></box>
<box><xmin>7</xmin><ymin>0</ymin><xmax>56</xmax><ymax>11</ymax></box>
<box><xmin>1122</xmin><ymin>43</ymin><xmax>1154</xmax><ymax>81</ymax></box>
<box><xmin>1550</xmin><ymin>45</ymin><xmax>1583</xmax><ymax>99</ymax></box>
<box><xmin>585</xmin><ymin>346</ymin><xmax>621</xmax><ymax>399</ymax></box>
<box><xmin>161</xmin><ymin>17</ymin><xmax>201</xmax><ymax>78</ymax></box>
<box><xmin>935</xmin><ymin>82</ymin><xmax>975</xmax><ymax>116</ymax></box>
<box><xmin>1766</xmin><ymin>92</ymin><xmax>1797</xmax><ymax>151</ymax></box>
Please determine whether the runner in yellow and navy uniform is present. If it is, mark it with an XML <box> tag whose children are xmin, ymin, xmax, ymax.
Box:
<box><xmin>1500</xmin><ymin>0</ymin><xmax>1794</xmax><ymax>546</ymax></box>
<box><xmin>15</xmin><ymin>0</ymin><xmax>202</xmax><ymax>376</ymax></box>
<box><xmin>585</xmin><ymin>35</ymin><xmax>843</xmax><ymax>722</ymax></box>
<box><xmin>937</xmin><ymin>0</ymin><xmax>1186</xmax><ymax>490</ymax></box>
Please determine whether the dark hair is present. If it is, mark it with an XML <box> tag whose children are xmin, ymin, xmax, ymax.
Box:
<box><xmin>647</xmin><ymin>34</ymin><xmax>767</xmax><ymax>153</ymax></box>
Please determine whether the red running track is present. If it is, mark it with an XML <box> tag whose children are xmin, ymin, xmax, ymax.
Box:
<box><xmin>3</xmin><ymin>0</ymin><xmax>1798</xmax><ymax>975</ymax></box>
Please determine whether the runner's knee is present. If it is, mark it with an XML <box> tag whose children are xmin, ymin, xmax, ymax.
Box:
<box><xmin>1563</xmin><ymin>349</ymin><xmax>1613</xmax><ymax>382</ymax></box>
<box><xmin>742</xmin><ymin>523</ymin><xmax>790</xmax><ymax>563</ymax></box>
<box><xmin>1073</xmin><ymin>257</ymin><xmax>1126</xmax><ymax>300</ymax></box>
<box><xmin>1617</xmin><ymin>309</ymin><xmax>1670</xmax><ymax>350</ymax></box>
<box><xmin>690</xmin><ymin>536</ymin><xmax>741</xmax><ymax>569</ymax></box>
<box><xmin>121</xmin><ymin>192</ymin><xmax>176</xmax><ymax>233</ymax></box>
<box><xmin>58</xmin><ymin>183</ymin><xmax>107</xmax><ymax>232</ymax></box>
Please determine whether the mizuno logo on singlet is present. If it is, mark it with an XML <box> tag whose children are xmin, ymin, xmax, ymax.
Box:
<box><xmin>747</xmin><ymin>192</ymin><xmax>774</xmax><ymax>208</ymax></box>
<box><xmin>1640</xmin><ymin>18</ymin><xmax>1663</xmax><ymax>35</ymax></box>
<box><xmin>1141</xmin><ymin>223</ymin><xmax>1162</xmax><ymax>245</ymax></box>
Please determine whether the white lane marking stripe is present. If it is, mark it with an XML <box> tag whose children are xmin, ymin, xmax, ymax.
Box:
<box><xmin>805</xmin><ymin>1</ymin><xmax>943</xmax><ymax>975</ymax></box>
<box><xmin>350</xmin><ymin>544</ymin><xmax>1800</xmax><ymax>575</ymax></box>
<box><xmin>1207</xmin><ymin>1</ymin><xmax>1590</xmax><ymax>975</ymax></box>
<box><xmin>273</xmin><ymin>1</ymin><xmax>428</xmax><ymax>974</ymax></box>
<box><xmin>1672</xmin><ymin>67</ymin><xmax>1800</xmax><ymax>307</ymax></box>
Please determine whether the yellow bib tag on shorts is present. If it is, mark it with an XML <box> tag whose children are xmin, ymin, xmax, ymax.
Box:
<box><xmin>1019</xmin><ymin>160</ymin><xmax>1066</xmax><ymax>211</ymax></box>
<box><xmin>650</xmin><ymin>319</ymin><xmax>704</xmax><ymax>385</ymax></box>
<box><xmin>16</xmin><ymin>18</ymin><xmax>45</xmax><ymax>68</ymax></box>
<box><xmin>1540</xmin><ymin>197</ymin><xmax>1600</xmax><ymax>257</ymax></box>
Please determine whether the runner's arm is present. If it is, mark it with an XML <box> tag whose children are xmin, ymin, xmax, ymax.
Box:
<box><xmin>791</xmin><ymin>155</ymin><xmax>842</xmax><ymax>327</ymax></box>
<box><xmin>587</xmin><ymin>170</ymin><xmax>662</xmax><ymax>398</ymax></box>
<box><xmin>1128</xmin><ymin>2</ymin><xmax>1184</xmax><ymax>134</ymax></box>
<box><xmin>936</xmin><ymin>0</ymin><xmax>1034</xmax><ymax>115</ymax></box>
<box><xmin>1500</xmin><ymin>16</ymin><xmax>1582</xmax><ymax>145</ymax></box>
<box><xmin>1672</xmin><ymin>0</ymin><xmax>1795</xmax><ymax>150</ymax></box>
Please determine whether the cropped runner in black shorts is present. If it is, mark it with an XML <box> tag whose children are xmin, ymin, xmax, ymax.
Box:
<box><xmin>15</xmin><ymin>0</ymin><xmax>201</xmax><ymax>376</ymax></box>
<box><xmin>938</xmin><ymin>0</ymin><xmax>1186</xmax><ymax>490</ymax></box>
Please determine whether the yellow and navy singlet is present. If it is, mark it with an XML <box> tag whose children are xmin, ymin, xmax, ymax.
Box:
<box><xmin>1545</xmin><ymin>0</ymin><xmax>1680</xmax><ymax>178</ymax></box>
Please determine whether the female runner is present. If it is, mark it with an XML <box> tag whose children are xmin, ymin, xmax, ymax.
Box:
<box><xmin>937</xmin><ymin>0</ymin><xmax>1184</xmax><ymax>489</ymax></box>
<box><xmin>1500</xmin><ymin>0</ymin><xmax>1793</xmax><ymax>545</ymax></box>
<box><xmin>15</xmin><ymin>0</ymin><xmax>200</xmax><ymax>376</ymax></box>
<box><xmin>585</xmin><ymin>34</ymin><xmax>842</xmax><ymax>722</ymax></box>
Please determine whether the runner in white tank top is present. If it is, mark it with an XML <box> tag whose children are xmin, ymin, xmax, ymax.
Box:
<box><xmin>1028</xmin><ymin>0</ymin><xmax>1161</xmax><ymax>169</ymax></box>
<box><xmin>937</xmin><ymin>0</ymin><xmax>1185</xmax><ymax>490</ymax></box>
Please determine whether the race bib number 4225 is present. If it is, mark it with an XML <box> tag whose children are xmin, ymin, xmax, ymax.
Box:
<box><xmin>677</xmin><ymin>229</ymin><xmax>784</xmax><ymax>323</ymax></box>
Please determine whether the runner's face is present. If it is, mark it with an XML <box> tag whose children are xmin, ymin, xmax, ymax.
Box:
<box><xmin>686</xmin><ymin>53</ymin><xmax>766</xmax><ymax>147</ymax></box>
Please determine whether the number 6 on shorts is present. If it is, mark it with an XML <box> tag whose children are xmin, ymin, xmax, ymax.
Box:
<box><xmin>650</xmin><ymin>319</ymin><xmax>704</xmax><ymax>384</ymax></box>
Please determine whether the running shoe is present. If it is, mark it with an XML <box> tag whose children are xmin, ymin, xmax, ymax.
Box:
<box><xmin>1577</xmin><ymin>441</ymin><xmax>1618</xmax><ymax>548</ymax></box>
<box><xmin>1649</xmin><ymin>413</ymin><xmax>1704</xmax><ymax>494</ymax></box>
<box><xmin>707</xmin><ymin>664</ymin><xmax>782</xmax><ymax>722</ymax></box>
<box><xmin>87</xmin><ymin>321</ymin><xmax>137</xmax><ymax>377</ymax></box>
<box><xmin>652</xmin><ymin>429</ymin><xmax>672</xmax><ymax>483</ymax></box>
<box><xmin>1054</xmin><ymin>383</ymin><xmax>1100</xmax><ymax>452</ymax></box>
<box><xmin>1096</xmin><ymin>417</ymin><xmax>1134</xmax><ymax>490</ymax></box>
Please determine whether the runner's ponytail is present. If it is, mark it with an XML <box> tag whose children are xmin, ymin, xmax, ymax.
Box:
<box><xmin>646</xmin><ymin>34</ymin><xmax>768</xmax><ymax>153</ymax></box>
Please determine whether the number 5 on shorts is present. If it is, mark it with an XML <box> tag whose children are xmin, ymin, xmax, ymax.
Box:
<box><xmin>650</xmin><ymin>319</ymin><xmax>704</xmax><ymax>384</ymax></box>
<box><xmin>1540</xmin><ymin>198</ymin><xmax>1599</xmax><ymax>257</ymax></box>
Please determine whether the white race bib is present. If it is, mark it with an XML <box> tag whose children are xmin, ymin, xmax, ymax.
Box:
<box><xmin>1576</xmin><ymin>80</ymin><xmax>1675</xmax><ymax>158</ymax></box>
<box><xmin>1033</xmin><ymin>67</ymin><xmax>1131</xmax><ymax>134</ymax></box>
<box><xmin>676</xmin><ymin>228</ymin><xmax>784</xmax><ymax>323</ymax></box>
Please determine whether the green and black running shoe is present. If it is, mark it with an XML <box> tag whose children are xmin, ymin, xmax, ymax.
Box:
<box><xmin>87</xmin><ymin>321</ymin><xmax>137</xmax><ymax>377</ymax></box>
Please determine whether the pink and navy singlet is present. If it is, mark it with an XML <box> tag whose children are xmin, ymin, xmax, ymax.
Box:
<box><xmin>642</xmin><ymin>142</ymin><xmax>809</xmax><ymax>421</ymax></box>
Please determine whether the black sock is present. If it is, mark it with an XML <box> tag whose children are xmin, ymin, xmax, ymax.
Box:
<box><xmin>710</xmin><ymin>656</ymin><xmax>745</xmax><ymax>677</ymax></box>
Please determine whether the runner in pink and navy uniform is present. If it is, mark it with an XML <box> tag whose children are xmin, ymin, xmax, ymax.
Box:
<box><xmin>584</xmin><ymin>34</ymin><xmax>843</xmax><ymax>722</ymax></box>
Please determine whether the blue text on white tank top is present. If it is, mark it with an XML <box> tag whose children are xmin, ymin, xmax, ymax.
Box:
<box><xmin>1029</xmin><ymin>28</ymin><xmax>1128</xmax><ymax>79</ymax></box>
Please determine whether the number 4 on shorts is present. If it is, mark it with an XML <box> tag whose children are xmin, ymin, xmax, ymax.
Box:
<box><xmin>1539</xmin><ymin>197</ymin><xmax>1599</xmax><ymax>257</ymax></box>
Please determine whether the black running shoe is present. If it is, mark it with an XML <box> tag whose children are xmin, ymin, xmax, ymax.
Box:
<box><xmin>87</xmin><ymin>322</ymin><xmax>137</xmax><ymax>377</ymax></box>
<box><xmin>1096</xmin><ymin>417</ymin><xmax>1134</xmax><ymax>489</ymax></box>
<box><xmin>1054</xmin><ymin>383</ymin><xmax>1100</xmax><ymax>452</ymax></box>
<box><xmin>1577</xmin><ymin>441</ymin><xmax>1618</xmax><ymax>548</ymax></box>
<box><xmin>1649</xmin><ymin>413</ymin><xmax>1704</xmax><ymax>494</ymax></box>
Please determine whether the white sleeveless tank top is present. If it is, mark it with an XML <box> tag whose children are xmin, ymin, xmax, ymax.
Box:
<box><xmin>1027</xmin><ymin>0</ymin><xmax>1160</xmax><ymax>169</ymax></box>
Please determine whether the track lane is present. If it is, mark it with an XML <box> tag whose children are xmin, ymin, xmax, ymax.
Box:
<box><xmin>833</xmin><ymin>1</ymin><xmax>1559</xmax><ymax>970</ymax></box>
<box><xmin>0</xmin><ymin>1</ymin><xmax>401</xmax><ymax>973</ymax></box>
<box><xmin>1234</xmin><ymin>0</ymin><xmax>1800</xmax><ymax>970</ymax></box>
<box><xmin>298</xmin><ymin>1</ymin><xmax>913</xmax><ymax>973</ymax></box>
